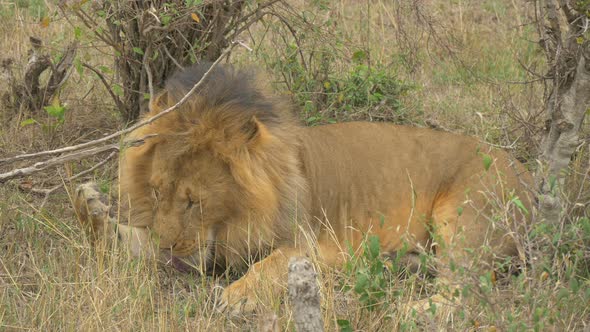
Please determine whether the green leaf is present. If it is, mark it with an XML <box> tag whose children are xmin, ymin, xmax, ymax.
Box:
<box><xmin>457</xmin><ymin>206</ymin><xmax>464</xmax><ymax>216</ymax></box>
<box><xmin>185</xmin><ymin>0</ymin><xmax>203</xmax><ymax>6</ymax></box>
<box><xmin>570</xmin><ymin>278</ymin><xmax>580</xmax><ymax>292</ymax></box>
<box><xmin>99</xmin><ymin>181</ymin><xmax>110</xmax><ymax>194</ymax></box>
<box><xmin>511</xmin><ymin>197</ymin><xmax>529</xmax><ymax>215</ymax></box>
<box><xmin>549</xmin><ymin>175</ymin><xmax>557</xmax><ymax>191</ymax></box>
<box><xmin>557</xmin><ymin>288</ymin><xmax>570</xmax><ymax>301</ymax></box>
<box><xmin>112</xmin><ymin>84</ymin><xmax>123</xmax><ymax>96</ymax></box>
<box><xmin>306</xmin><ymin>116</ymin><xmax>319</xmax><ymax>124</ymax></box>
<box><xmin>132</xmin><ymin>47</ymin><xmax>144</xmax><ymax>55</ymax></box>
<box><xmin>44</xmin><ymin>104</ymin><xmax>66</xmax><ymax>121</ymax></box>
<box><xmin>369</xmin><ymin>259</ymin><xmax>383</xmax><ymax>275</ymax></box>
<box><xmin>337</xmin><ymin>319</ymin><xmax>353</xmax><ymax>332</ymax></box>
<box><xmin>20</xmin><ymin>118</ymin><xmax>37</xmax><ymax>127</ymax></box>
<box><xmin>481</xmin><ymin>153</ymin><xmax>493</xmax><ymax>171</ymax></box>
<box><xmin>74</xmin><ymin>26</ymin><xmax>82</xmax><ymax>40</ymax></box>
<box><xmin>461</xmin><ymin>284</ymin><xmax>471</xmax><ymax>297</ymax></box>
<box><xmin>161</xmin><ymin>15</ymin><xmax>171</xmax><ymax>26</ymax></box>
<box><xmin>580</xmin><ymin>217</ymin><xmax>590</xmax><ymax>237</ymax></box>
<box><xmin>74</xmin><ymin>57</ymin><xmax>83</xmax><ymax>76</ymax></box>
<box><xmin>429</xmin><ymin>300</ymin><xmax>437</xmax><ymax>315</ymax></box>
<box><xmin>352</xmin><ymin>50</ymin><xmax>367</xmax><ymax>63</ymax></box>
<box><xmin>368</xmin><ymin>235</ymin><xmax>380</xmax><ymax>259</ymax></box>
<box><xmin>354</xmin><ymin>273</ymin><xmax>369</xmax><ymax>294</ymax></box>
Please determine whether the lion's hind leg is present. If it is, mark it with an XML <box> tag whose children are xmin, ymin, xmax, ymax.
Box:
<box><xmin>411</xmin><ymin>186</ymin><xmax>519</xmax><ymax>315</ymax></box>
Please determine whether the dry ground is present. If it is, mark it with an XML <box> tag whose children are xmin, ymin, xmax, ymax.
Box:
<box><xmin>1</xmin><ymin>0</ymin><xmax>589</xmax><ymax>331</ymax></box>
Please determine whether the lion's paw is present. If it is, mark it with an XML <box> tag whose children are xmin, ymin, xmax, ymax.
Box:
<box><xmin>216</xmin><ymin>278</ymin><xmax>259</xmax><ymax>317</ymax></box>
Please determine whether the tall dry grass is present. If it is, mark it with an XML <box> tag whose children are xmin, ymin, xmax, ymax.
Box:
<box><xmin>1</xmin><ymin>0</ymin><xmax>589</xmax><ymax>331</ymax></box>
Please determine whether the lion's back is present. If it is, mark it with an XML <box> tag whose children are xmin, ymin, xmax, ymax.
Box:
<box><xmin>297</xmin><ymin>122</ymin><xmax>533</xmax><ymax>244</ymax></box>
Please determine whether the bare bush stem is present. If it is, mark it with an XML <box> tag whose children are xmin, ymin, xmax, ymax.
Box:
<box><xmin>288</xmin><ymin>257</ymin><xmax>324</xmax><ymax>332</ymax></box>
<box><xmin>536</xmin><ymin>0</ymin><xmax>590</xmax><ymax>224</ymax></box>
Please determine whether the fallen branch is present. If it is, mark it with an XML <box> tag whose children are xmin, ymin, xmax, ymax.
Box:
<box><xmin>0</xmin><ymin>136</ymin><xmax>150</xmax><ymax>183</ymax></box>
<box><xmin>16</xmin><ymin>151</ymin><xmax>117</xmax><ymax>208</ymax></box>
<box><xmin>0</xmin><ymin>43</ymin><xmax>235</xmax><ymax>166</ymax></box>
<box><xmin>0</xmin><ymin>144</ymin><xmax>119</xmax><ymax>183</ymax></box>
<box><xmin>288</xmin><ymin>257</ymin><xmax>324</xmax><ymax>332</ymax></box>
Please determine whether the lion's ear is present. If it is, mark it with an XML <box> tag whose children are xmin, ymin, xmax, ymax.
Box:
<box><xmin>242</xmin><ymin>116</ymin><xmax>272</xmax><ymax>146</ymax></box>
<box><xmin>149</xmin><ymin>91</ymin><xmax>169</xmax><ymax>113</ymax></box>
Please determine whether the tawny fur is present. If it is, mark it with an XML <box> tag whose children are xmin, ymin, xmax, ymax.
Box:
<box><xmin>116</xmin><ymin>63</ymin><xmax>533</xmax><ymax>313</ymax></box>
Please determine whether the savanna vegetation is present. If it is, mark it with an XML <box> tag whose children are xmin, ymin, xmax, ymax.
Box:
<box><xmin>1</xmin><ymin>0</ymin><xmax>589</xmax><ymax>331</ymax></box>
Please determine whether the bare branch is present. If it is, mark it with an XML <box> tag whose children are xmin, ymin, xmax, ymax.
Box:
<box><xmin>163</xmin><ymin>47</ymin><xmax>184</xmax><ymax>70</ymax></box>
<box><xmin>68</xmin><ymin>151</ymin><xmax>117</xmax><ymax>182</ymax></box>
<box><xmin>288</xmin><ymin>257</ymin><xmax>324</xmax><ymax>332</ymax></box>
<box><xmin>557</xmin><ymin>0</ymin><xmax>577</xmax><ymax>24</ymax></box>
<box><xmin>535</xmin><ymin>0</ymin><xmax>590</xmax><ymax>225</ymax></box>
<box><xmin>143</xmin><ymin>46</ymin><xmax>155</xmax><ymax>104</ymax></box>
<box><xmin>23</xmin><ymin>37</ymin><xmax>51</xmax><ymax>109</ymax></box>
<box><xmin>82</xmin><ymin>63</ymin><xmax>126</xmax><ymax>114</ymax></box>
<box><xmin>0</xmin><ymin>136</ymin><xmax>151</xmax><ymax>183</ymax></box>
<box><xmin>546</xmin><ymin>0</ymin><xmax>563</xmax><ymax>46</ymax></box>
<box><xmin>45</xmin><ymin>42</ymin><xmax>78</xmax><ymax>101</ymax></box>
<box><xmin>0</xmin><ymin>144</ymin><xmax>119</xmax><ymax>183</ymax></box>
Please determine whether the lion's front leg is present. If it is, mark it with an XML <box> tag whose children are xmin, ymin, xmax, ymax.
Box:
<box><xmin>218</xmin><ymin>247</ymin><xmax>294</xmax><ymax>316</ymax></box>
<box><xmin>218</xmin><ymin>243</ymin><xmax>343</xmax><ymax>317</ymax></box>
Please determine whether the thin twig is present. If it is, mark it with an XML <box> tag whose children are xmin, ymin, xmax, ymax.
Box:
<box><xmin>481</xmin><ymin>136</ymin><xmax>521</xmax><ymax>150</ymax></box>
<box><xmin>163</xmin><ymin>47</ymin><xmax>184</xmax><ymax>70</ymax></box>
<box><xmin>68</xmin><ymin>151</ymin><xmax>117</xmax><ymax>182</ymax></box>
<box><xmin>143</xmin><ymin>47</ymin><xmax>155</xmax><ymax>105</ymax></box>
<box><xmin>0</xmin><ymin>44</ymin><xmax>235</xmax><ymax>166</ymax></box>
<box><xmin>82</xmin><ymin>63</ymin><xmax>126</xmax><ymax>113</ymax></box>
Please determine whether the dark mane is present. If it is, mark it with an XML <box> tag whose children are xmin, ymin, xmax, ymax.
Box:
<box><xmin>164</xmin><ymin>63</ymin><xmax>287</xmax><ymax>126</ymax></box>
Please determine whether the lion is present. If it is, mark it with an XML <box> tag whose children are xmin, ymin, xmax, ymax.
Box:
<box><xmin>75</xmin><ymin>63</ymin><xmax>533</xmax><ymax>316</ymax></box>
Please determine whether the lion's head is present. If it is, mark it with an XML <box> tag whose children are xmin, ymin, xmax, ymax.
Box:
<box><xmin>119</xmin><ymin>64</ymin><xmax>309</xmax><ymax>272</ymax></box>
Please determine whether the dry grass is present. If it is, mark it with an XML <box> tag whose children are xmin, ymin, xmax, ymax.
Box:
<box><xmin>1</xmin><ymin>0</ymin><xmax>589</xmax><ymax>331</ymax></box>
